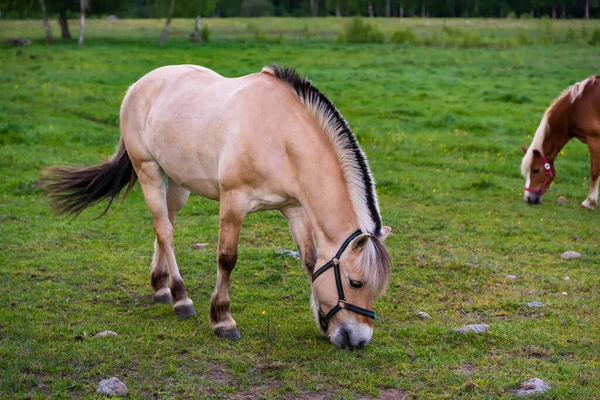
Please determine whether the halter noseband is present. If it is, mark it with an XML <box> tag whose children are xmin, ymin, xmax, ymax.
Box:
<box><xmin>524</xmin><ymin>153</ymin><xmax>554</xmax><ymax>196</ymax></box>
<box><xmin>311</xmin><ymin>230</ymin><xmax>376</xmax><ymax>331</ymax></box>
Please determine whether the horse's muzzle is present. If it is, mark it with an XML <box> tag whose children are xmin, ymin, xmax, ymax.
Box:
<box><xmin>330</xmin><ymin>324</ymin><xmax>372</xmax><ymax>349</ymax></box>
<box><xmin>524</xmin><ymin>194</ymin><xmax>542</xmax><ymax>205</ymax></box>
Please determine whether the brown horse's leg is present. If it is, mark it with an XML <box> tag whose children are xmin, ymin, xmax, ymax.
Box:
<box><xmin>210</xmin><ymin>191</ymin><xmax>246</xmax><ymax>340</ymax></box>
<box><xmin>281</xmin><ymin>206</ymin><xmax>317</xmax><ymax>277</ymax></box>
<box><xmin>582</xmin><ymin>138</ymin><xmax>600</xmax><ymax>210</ymax></box>
<box><xmin>138</xmin><ymin>163</ymin><xmax>196</xmax><ymax>318</ymax></box>
<box><xmin>151</xmin><ymin>179</ymin><xmax>190</xmax><ymax>304</ymax></box>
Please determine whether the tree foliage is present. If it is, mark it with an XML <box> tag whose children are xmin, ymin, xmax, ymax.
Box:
<box><xmin>1</xmin><ymin>0</ymin><xmax>598</xmax><ymax>18</ymax></box>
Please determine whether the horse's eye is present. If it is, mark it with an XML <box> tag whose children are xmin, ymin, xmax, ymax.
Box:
<box><xmin>349</xmin><ymin>279</ymin><xmax>363</xmax><ymax>289</ymax></box>
<box><xmin>533</xmin><ymin>168</ymin><xmax>540</xmax><ymax>174</ymax></box>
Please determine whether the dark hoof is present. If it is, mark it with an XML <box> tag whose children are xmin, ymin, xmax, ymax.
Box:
<box><xmin>153</xmin><ymin>292</ymin><xmax>172</xmax><ymax>304</ymax></box>
<box><xmin>215</xmin><ymin>327</ymin><xmax>241</xmax><ymax>340</ymax></box>
<box><xmin>174</xmin><ymin>304</ymin><xmax>196</xmax><ymax>319</ymax></box>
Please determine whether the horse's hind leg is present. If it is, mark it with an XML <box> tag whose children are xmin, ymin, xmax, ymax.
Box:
<box><xmin>151</xmin><ymin>179</ymin><xmax>190</xmax><ymax>304</ymax></box>
<box><xmin>138</xmin><ymin>163</ymin><xmax>196</xmax><ymax>318</ymax></box>
<box><xmin>210</xmin><ymin>190</ymin><xmax>247</xmax><ymax>340</ymax></box>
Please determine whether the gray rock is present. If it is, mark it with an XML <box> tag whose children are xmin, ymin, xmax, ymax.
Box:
<box><xmin>525</xmin><ymin>301</ymin><xmax>543</xmax><ymax>309</ymax></box>
<box><xmin>466</xmin><ymin>262</ymin><xmax>477</xmax><ymax>268</ymax></box>
<box><xmin>416</xmin><ymin>311</ymin><xmax>431</xmax><ymax>319</ymax></box>
<box><xmin>563</xmin><ymin>276</ymin><xmax>570</xmax><ymax>280</ymax></box>
<box><xmin>557</xmin><ymin>196</ymin><xmax>567</xmax><ymax>205</ymax></box>
<box><xmin>276</xmin><ymin>249</ymin><xmax>301</xmax><ymax>259</ymax></box>
<box><xmin>560</xmin><ymin>251</ymin><xmax>581</xmax><ymax>260</ymax></box>
<box><xmin>455</xmin><ymin>324</ymin><xmax>490</xmax><ymax>334</ymax></box>
<box><xmin>94</xmin><ymin>330</ymin><xmax>118</xmax><ymax>338</ymax></box>
<box><xmin>514</xmin><ymin>378</ymin><xmax>550</xmax><ymax>397</ymax></box>
<box><xmin>192</xmin><ymin>243</ymin><xmax>209</xmax><ymax>250</ymax></box>
<box><xmin>527</xmin><ymin>290</ymin><xmax>537</xmax><ymax>294</ymax></box>
<box><xmin>97</xmin><ymin>377</ymin><xmax>127</xmax><ymax>397</ymax></box>
<box><xmin>505</xmin><ymin>274</ymin><xmax>518</xmax><ymax>281</ymax></box>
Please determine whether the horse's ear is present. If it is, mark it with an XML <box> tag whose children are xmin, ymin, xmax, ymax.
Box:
<box><xmin>380</xmin><ymin>226</ymin><xmax>392</xmax><ymax>241</ymax></box>
<box><xmin>352</xmin><ymin>233</ymin><xmax>371</xmax><ymax>253</ymax></box>
<box><xmin>521</xmin><ymin>145</ymin><xmax>528</xmax><ymax>153</ymax></box>
<box><xmin>532</xmin><ymin>149</ymin><xmax>542</xmax><ymax>158</ymax></box>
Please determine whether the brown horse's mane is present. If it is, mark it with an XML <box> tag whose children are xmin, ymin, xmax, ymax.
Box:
<box><xmin>261</xmin><ymin>63</ymin><xmax>383</xmax><ymax>237</ymax></box>
<box><xmin>521</xmin><ymin>76</ymin><xmax>597</xmax><ymax>176</ymax></box>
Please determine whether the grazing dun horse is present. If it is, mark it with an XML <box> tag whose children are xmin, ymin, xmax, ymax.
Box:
<box><xmin>521</xmin><ymin>75</ymin><xmax>600</xmax><ymax>209</ymax></box>
<box><xmin>44</xmin><ymin>64</ymin><xmax>392</xmax><ymax>349</ymax></box>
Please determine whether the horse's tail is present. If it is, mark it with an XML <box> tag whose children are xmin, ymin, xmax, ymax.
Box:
<box><xmin>42</xmin><ymin>140</ymin><xmax>138</xmax><ymax>217</ymax></box>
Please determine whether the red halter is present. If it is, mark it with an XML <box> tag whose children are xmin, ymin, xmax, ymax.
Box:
<box><xmin>524</xmin><ymin>153</ymin><xmax>554</xmax><ymax>196</ymax></box>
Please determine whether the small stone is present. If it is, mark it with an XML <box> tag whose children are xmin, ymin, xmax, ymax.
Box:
<box><xmin>97</xmin><ymin>377</ymin><xmax>128</xmax><ymax>397</ymax></box>
<box><xmin>192</xmin><ymin>243</ymin><xmax>209</xmax><ymax>250</ymax></box>
<box><xmin>527</xmin><ymin>290</ymin><xmax>537</xmax><ymax>294</ymax></box>
<box><xmin>573</xmin><ymin>234</ymin><xmax>581</xmax><ymax>241</ymax></box>
<box><xmin>505</xmin><ymin>274</ymin><xmax>518</xmax><ymax>281</ymax></box>
<box><xmin>495</xmin><ymin>283</ymin><xmax>501</xmax><ymax>286</ymax></box>
<box><xmin>525</xmin><ymin>301</ymin><xmax>543</xmax><ymax>308</ymax></box>
<box><xmin>94</xmin><ymin>330</ymin><xmax>118</xmax><ymax>338</ymax></box>
<box><xmin>560</xmin><ymin>251</ymin><xmax>581</xmax><ymax>260</ymax></box>
<box><xmin>416</xmin><ymin>311</ymin><xmax>431</xmax><ymax>319</ymax></box>
<box><xmin>563</xmin><ymin>276</ymin><xmax>570</xmax><ymax>280</ymax></box>
<box><xmin>466</xmin><ymin>263</ymin><xmax>477</xmax><ymax>268</ymax></box>
<box><xmin>514</xmin><ymin>378</ymin><xmax>550</xmax><ymax>397</ymax></box>
<box><xmin>557</xmin><ymin>196</ymin><xmax>567</xmax><ymax>205</ymax></box>
<box><xmin>276</xmin><ymin>249</ymin><xmax>300</xmax><ymax>259</ymax></box>
<box><xmin>562</xmin><ymin>292</ymin><xmax>567</xmax><ymax>296</ymax></box>
<box><xmin>455</xmin><ymin>324</ymin><xmax>490</xmax><ymax>334</ymax></box>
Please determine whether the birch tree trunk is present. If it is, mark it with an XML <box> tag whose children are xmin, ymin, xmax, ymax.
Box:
<box><xmin>39</xmin><ymin>0</ymin><xmax>54</xmax><ymax>44</ymax></box>
<box><xmin>310</xmin><ymin>0</ymin><xmax>318</xmax><ymax>17</ymax></box>
<box><xmin>585</xmin><ymin>0</ymin><xmax>590</xmax><ymax>20</ymax></box>
<box><xmin>552</xmin><ymin>6</ymin><xmax>556</xmax><ymax>19</ymax></box>
<box><xmin>368</xmin><ymin>2</ymin><xmax>374</xmax><ymax>17</ymax></box>
<box><xmin>59</xmin><ymin>9</ymin><xmax>71</xmax><ymax>39</ymax></box>
<box><xmin>191</xmin><ymin>15</ymin><xmax>200</xmax><ymax>43</ymax></box>
<box><xmin>159</xmin><ymin>0</ymin><xmax>175</xmax><ymax>45</ymax></box>
<box><xmin>399</xmin><ymin>4</ymin><xmax>404</xmax><ymax>17</ymax></box>
<box><xmin>78</xmin><ymin>0</ymin><xmax>85</xmax><ymax>46</ymax></box>
<box><xmin>385</xmin><ymin>0</ymin><xmax>390</xmax><ymax>17</ymax></box>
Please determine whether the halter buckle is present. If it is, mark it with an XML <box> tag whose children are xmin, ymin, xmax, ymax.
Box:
<box><xmin>338</xmin><ymin>298</ymin><xmax>347</xmax><ymax>309</ymax></box>
<box><xmin>332</xmin><ymin>257</ymin><xmax>340</xmax><ymax>265</ymax></box>
<box><xmin>544</xmin><ymin>163</ymin><xmax>551</xmax><ymax>170</ymax></box>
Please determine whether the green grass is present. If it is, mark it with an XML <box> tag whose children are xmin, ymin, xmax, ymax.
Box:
<box><xmin>1</xmin><ymin>18</ymin><xmax>599</xmax><ymax>399</ymax></box>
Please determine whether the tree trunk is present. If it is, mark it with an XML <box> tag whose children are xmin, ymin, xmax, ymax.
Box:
<box><xmin>39</xmin><ymin>0</ymin><xmax>54</xmax><ymax>44</ymax></box>
<box><xmin>368</xmin><ymin>2</ymin><xmax>374</xmax><ymax>17</ymax></box>
<box><xmin>474</xmin><ymin>0</ymin><xmax>478</xmax><ymax>16</ymax></box>
<box><xmin>385</xmin><ymin>0</ymin><xmax>390</xmax><ymax>17</ymax></box>
<box><xmin>191</xmin><ymin>15</ymin><xmax>200</xmax><ymax>43</ymax></box>
<box><xmin>399</xmin><ymin>4</ymin><xmax>404</xmax><ymax>17</ymax></box>
<box><xmin>59</xmin><ymin>9</ymin><xmax>71</xmax><ymax>39</ymax></box>
<box><xmin>585</xmin><ymin>0</ymin><xmax>590</xmax><ymax>20</ymax></box>
<box><xmin>78</xmin><ymin>0</ymin><xmax>85</xmax><ymax>46</ymax></box>
<box><xmin>552</xmin><ymin>6</ymin><xmax>556</xmax><ymax>19</ymax></box>
<box><xmin>310</xmin><ymin>0</ymin><xmax>318</xmax><ymax>17</ymax></box>
<box><xmin>335</xmin><ymin>3</ymin><xmax>340</xmax><ymax>17</ymax></box>
<box><xmin>159</xmin><ymin>0</ymin><xmax>175</xmax><ymax>45</ymax></box>
<box><xmin>421</xmin><ymin>2</ymin><xmax>425</xmax><ymax>17</ymax></box>
<box><xmin>561</xmin><ymin>7</ymin><xmax>566</xmax><ymax>18</ymax></box>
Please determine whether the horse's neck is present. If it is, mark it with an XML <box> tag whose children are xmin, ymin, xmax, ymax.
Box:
<box><xmin>544</xmin><ymin>97</ymin><xmax>573</xmax><ymax>160</ymax></box>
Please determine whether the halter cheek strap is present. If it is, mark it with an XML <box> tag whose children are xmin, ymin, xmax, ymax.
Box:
<box><xmin>311</xmin><ymin>230</ymin><xmax>376</xmax><ymax>331</ymax></box>
<box><xmin>524</xmin><ymin>153</ymin><xmax>554</xmax><ymax>196</ymax></box>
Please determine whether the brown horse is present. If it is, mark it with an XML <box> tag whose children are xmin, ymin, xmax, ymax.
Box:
<box><xmin>43</xmin><ymin>64</ymin><xmax>392</xmax><ymax>349</ymax></box>
<box><xmin>521</xmin><ymin>75</ymin><xmax>600</xmax><ymax>209</ymax></box>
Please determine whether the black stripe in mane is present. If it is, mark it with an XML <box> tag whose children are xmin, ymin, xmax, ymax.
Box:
<box><xmin>266</xmin><ymin>63</ymin><xmax>382</xmax><ymax>235</ymax></box>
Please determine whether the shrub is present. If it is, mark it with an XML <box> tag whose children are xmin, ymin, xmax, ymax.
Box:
<box><xmin>338</xmin><ymin>17</ymin><xmax>384</xmax><ymax>44</ymax></box>
<box><xmin>590</xmin><ymin>27</ymin><xmax>600</xmax><ymax>45</ymax></box>
<box><xmin>390</xmin><ymin>27</ymin><xmax>418</xmax><ymax>44</ymax></box>
<box><xmin>200</xmin><ymin>26</ymin><xmax>211</xmax><ymax>43</ymax></box>
<box><xmin>241</xmin><ymin>0</ymin><xmax>274</xmax><ymax>17</ymax></box>
<box><xmin>519</xmin><ymin>12</ymin><xmax>532</xmax><ymax>19</ymax></box>
<box><xmin>507</xmin><ymin>11</ymin><xmax>517</xmax><ymax>19</ymax></box>
<box><xmin>517</xmin><ymin>28</ymin><xmax>529</xmax><ymax>45</ymax></box>
<box><xmin>566</xmin><ymin>27</ymin><xmax>576</xmax><ymax>42</ymax></box>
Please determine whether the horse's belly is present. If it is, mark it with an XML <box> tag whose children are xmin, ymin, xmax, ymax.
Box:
<box><xmin>247</xmin><ymin>194</ymin><xmax>298</xmax><ymax>213</ymax></box>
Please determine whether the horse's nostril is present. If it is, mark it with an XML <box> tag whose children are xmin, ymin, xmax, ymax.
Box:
<box><xmin>358</xmin><ymin>340</ymin><xmax>367</xmax><ymax>349</ymax></box>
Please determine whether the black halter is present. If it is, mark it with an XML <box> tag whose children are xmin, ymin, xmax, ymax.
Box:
<box><xmin>311</xmin><ymin>230</ymin><xmax>376</xmax><ymax>331</ymax></box>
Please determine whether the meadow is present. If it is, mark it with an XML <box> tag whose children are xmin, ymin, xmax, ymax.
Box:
<box><xmin>1</xmin><ymin>17</ymin><xmax>599</xmax><ymax>399</ymax></box>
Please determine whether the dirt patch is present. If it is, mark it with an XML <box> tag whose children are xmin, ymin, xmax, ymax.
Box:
<box><xmin>455</xmin><ymin>363</ymin><xmax>475</xmax><ymax>376</ymax></box>
<box><xmin>376</xmin><ymin>389</ymin><xmax>409</xmax><ymax>399</ymax></box>
<box><xmin>227</xmin><ymin>381</ymin><xmax>280</xmax><ymax>399</ymax></box>
<box><xmin>205</xmin><ymin>362</ymin><xmax>236</xmax><ymax>386</ymax></box>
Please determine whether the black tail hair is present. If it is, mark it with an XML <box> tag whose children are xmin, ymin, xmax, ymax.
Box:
<box><xmin>42</xmin><ymin>141</ymin><xmax>137</xmax><ymax>217</ymax></box>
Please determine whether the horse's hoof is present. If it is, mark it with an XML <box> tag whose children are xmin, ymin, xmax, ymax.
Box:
<box><xmin>581</xmin><ymin>199</ymin><xmax>596</xmax><ymax>210</ymax></box>
<box><xmin>214</xmin><ymin>327</ymin><xmax>241</xmax><ymax>340</ymax></box>
<box><xmin>174</xmin><ymin>304</ymin><xmax>196</xmax><ymax>319</ymax></box>
<box><xmin>153</xmin><ymin>292</ymin><xmax>172</xmax><ymax>304</ymax></box>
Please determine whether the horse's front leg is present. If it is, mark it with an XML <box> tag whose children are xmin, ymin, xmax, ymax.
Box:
<box><xmin>582</xmin><ymin>137</ymin><xmax>600</xmax><ymax>210</ymax></box>
<box><xmin>281</xmin><ymin>206</ymin><xmax>317</xmax><ymax>277</ymax></box>
<box><xmin>210</xmin><ymin>191</ymin><xmax>247</xmax><ymax>340</ymax></box>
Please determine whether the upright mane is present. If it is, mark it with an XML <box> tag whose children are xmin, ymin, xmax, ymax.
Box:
<box><xmin>262</xmin><ymin>63</ymin><xmax>383</xmax><ymax>236</ymax></box>
<box><xmin>521</xmin><ymin>76</ymin><xmax>597</xmax><ymax>176</ymax></box>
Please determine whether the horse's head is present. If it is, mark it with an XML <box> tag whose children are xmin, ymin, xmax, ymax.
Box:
<box><xmin>311</xmin><ymin>227</ymin><xmax>392</xmax><ymax>349</ymax></box>
<box><xmin>521</xmin><ymin>146</ymin><xmax>555</xmax><ymax>204</ymax></box>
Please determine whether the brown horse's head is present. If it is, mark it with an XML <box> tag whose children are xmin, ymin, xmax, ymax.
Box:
<box><xmin>311</xmin><ymin>227</ymin><xmax>391</xmax><ymax>349</ymax></box>
<box><xmin>521</xmin><ymin>146</ymin><xmax>555</xmax><ymax>204</ymax></box>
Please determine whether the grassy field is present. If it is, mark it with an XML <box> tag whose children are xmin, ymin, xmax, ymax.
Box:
<box><xmin>1</xmin><ymin>18</ymin><xmax>599</xmax><ymax>399</ymax></box>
